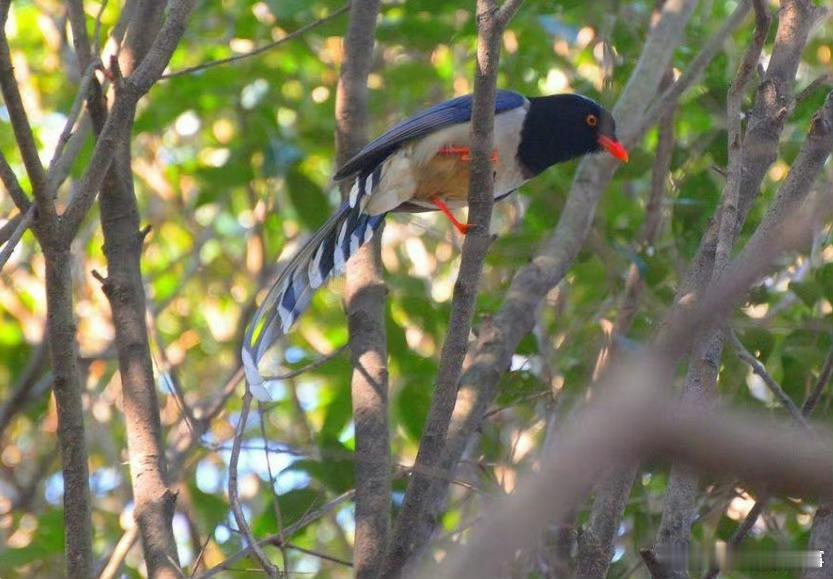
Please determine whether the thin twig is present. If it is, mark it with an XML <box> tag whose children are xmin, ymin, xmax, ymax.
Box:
<box><xmin>46</xmin><ymin>60</ymin><xmax>101</xmax><ymax>192</ymax></box>
<box><xmin>258</xmin><ymin>401</ymin><xmax>289</xmax><ymax>572</ymax></box>
<box><xmin>284</xmin><ymin>543</ymin><xmax>353</xmax><ymax>567</ymax></box>
<box><xmin>730</xmin><ymin>330</ymin><xmax>809</xmax><ymax>428</ymax></box>
<box><xmin>227</xmin><ymin>389</ymin><xmax>279</xmax><ymax>577</ymax></box>
<box><xmin>161</xmin><ymin>4</ymin><xmax>351</xmax><ymax>80</ymax></box>
<box><xmin>0</xmin><ymin>204</ymin><xmax>35</xmax><ymax>273</ymax></box>
<box><xmin>0</xmin><ymin>26</ymin><xmax>49</xmax><ymax>215</ymax></box>
<box><xmin>802</xmin><ymin>345</ymin><xmax>833</xmax><ymax>416</ymax></box>
<box><xmin>199</xmin><ymin>489</ymin><xmax>357</xmax><ymax>578</ymax></box>
<box><xmin>96</xmin><ymin>525</ymin><xmax>140</xmax><ymax>579</ymax></box>
<box><xmin>0</xmin><ymin>152</ymin><xmax>31</xmax><ymax>211</ymax></box>
<box><xmin>260</xmin><ymin>344</ymin><xmax>349</xmax><ymax>381</ymax></box>
<box><xmin>626</xmin><ymin>0</ymin><xmax>753</xmax><ymax>143</ymax></box>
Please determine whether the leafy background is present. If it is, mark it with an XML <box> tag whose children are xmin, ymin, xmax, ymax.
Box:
<box><xmin>1</xmin><ymin>0</ymin><xmax>831</xmax><ymax>576</ymax></box>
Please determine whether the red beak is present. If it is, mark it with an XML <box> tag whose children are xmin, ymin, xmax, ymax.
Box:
<box><xmin>598</xmin><ymin>135</ymin><xmax>629</xmax><ymax>163</ymax></box>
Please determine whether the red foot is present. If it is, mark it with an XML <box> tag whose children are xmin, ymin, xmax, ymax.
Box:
<box><xmin>438</xmin><ymin>146</ymin><xmax>500</xmax><ymax>163</ymax></box>
<box><xmin>432</xmin><ymin>198</ymin><xmax>473</xmax><ymax>235</ymax></box>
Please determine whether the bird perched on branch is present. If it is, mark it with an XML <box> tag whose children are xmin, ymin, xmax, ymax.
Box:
<box><xmin>243</xmin><ymin>90</ymin><xmax>628</xmax><ymax>397</ymax></box>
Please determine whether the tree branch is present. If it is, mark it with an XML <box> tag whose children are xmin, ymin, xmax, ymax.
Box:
<box><xmin>60</xmin><ymin>0</ymin><xmax>199</xmax><ymax>238</ymax></box>
<box><xmin>0</xmin><ymin>22</ymin><xmax>49</xmax><ymax>215</ymax></box>
<box><xmin>92</xmin><ymin>3</ymin><xmax>195</xmax><ymax>576</ymax></box>
<box><xmin>0</xmin><ymin>204</ymin><xmax>34</xmax><ymax>272</ymax></box>
<box><xmin>0</xmin><ymin>151</ymin><xmax>31</xmax><ymax>211</ymax></box>
<box><xmin>334</xmin><ymin>1</ymin><xmax>390</xmax><ymax>577</ymax></box>
<box><xmin>160</xmin><ymin>4</ymin><xmax>351</xmax><ymax>80</ymax></box>
<box><xmin>381</xmin><ymin>2</ymin><xmax>522</xmax><ymax>575</ymax></box>
<box><xmin>644</xmin><ymin>7</ymin><xmax>773</xmax><ymax>576</ymax></box>
<box><xmin>730</xmin><ymin>330</ymin><xmax>809</xmax><ymax>427</ymax></box>
<box><xmin>228</xmin><ymin>389</ymin><xmax>280</xmax><ymax>577</ymax></box>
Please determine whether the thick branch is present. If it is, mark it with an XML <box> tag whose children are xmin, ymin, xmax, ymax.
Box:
<box><xmin>334</xmin><ymin>1</ymin><xmax>390</xmax><ymax>577</ymax></box>
<box><xmin>94</xmin><ymin>3</ymin><xmax>189</xmax><ymax>576</ymax></box>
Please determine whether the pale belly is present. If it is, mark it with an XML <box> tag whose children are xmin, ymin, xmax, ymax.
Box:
<box><xmin>409</xmin><ymin>151</ymin><xmax>524</xmax><ymax>209</ymax></box>
<box><xmin>362</xmin><ymin>106</ymin><xmax>529</xmax><ymax>215</ymax></box>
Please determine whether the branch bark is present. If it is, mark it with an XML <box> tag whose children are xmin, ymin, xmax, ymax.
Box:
<box><xmin>334</xmin><ymin>2</ymin><xmax>390</xmax><ymax>578</ymax></box>
<box><xmin>380</xmin><ymin>0</ymin><xmax>701</xmax><ymax>573</ymax></box>
<box><xmin>643</xmin><ymin>3</ymin><xmax>828</xmax><ymax>571</ymax></box>
<box><xmin>0</xmin><ymin>0</ymin><xmax>196</xmax><ymax>576</ymax></box>
<box><xmin>87</xmin><ymin>3</ymin><xmax>185</xmax><ymax>576</ymax></box>
<box><xmin>381</xmin><ymin>2</ymin><xmax>522</xmax><ymax>575</ymax></box>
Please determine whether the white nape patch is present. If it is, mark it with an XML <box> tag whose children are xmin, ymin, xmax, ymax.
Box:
<box><xmin>308</xmin><ymin>245</ymin><xmax>325</xmax><ymax>289</ymax></box>
<box><xmin>363</xmin><ymin>223</ymin><xmax>374</xmax><ymax>243</ymax></box>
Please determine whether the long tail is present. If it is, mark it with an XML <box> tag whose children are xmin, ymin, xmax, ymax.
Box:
<box><xmin>242</xmin><ymin>187</ymin><xmax>385</xmax><ymax>398</ymax></box>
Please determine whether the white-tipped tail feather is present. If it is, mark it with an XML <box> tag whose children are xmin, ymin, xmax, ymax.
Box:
<box><xmin>242</xmin><ymin>174</ymin><xmax>385</xmax><ymax>399</ymax></box>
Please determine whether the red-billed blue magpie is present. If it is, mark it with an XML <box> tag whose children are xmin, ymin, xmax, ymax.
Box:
<box><xmin>242</xmin><ymin>90</ymin><xmax>628</xmax><ymax>395</ymax></box>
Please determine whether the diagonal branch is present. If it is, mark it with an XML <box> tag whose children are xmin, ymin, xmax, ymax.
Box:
<box><xmin>729</xmin><ymin>330</ymin><xmax>809</xmax><ymax>428</ymax></box>
<box><xmin>0</xmin><ymin>204</ymin><xmax>34</xmax><ymax>272</ymax></box>
<box><xmin>161</xmin><ymin>4</ymin><xmax>351</xmax><ymax>80</ymax></box>
<box><xmin>0</xmin><ymin>152</ymin><xmax>31</xmax><ymax>211</ymax></box>
<box><xmin>0</xmin><ymin>24</ymin><xmax>49</xmax><ymax>215</ymax></box>
<box><xmin>60</xmin><ymin>0</ymin><xmax>199</xmax><ymax>239</ymax></box>
<box><xmin>381</xmin><ymin>2</ymin><xmax>522</xmax><ymax>575</ymax></box>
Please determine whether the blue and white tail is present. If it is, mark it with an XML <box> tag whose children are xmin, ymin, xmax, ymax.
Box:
<box><xmin>242</xmin><ymin>174</ymin><xmax>385</xmax><ymax>399</ymax></box>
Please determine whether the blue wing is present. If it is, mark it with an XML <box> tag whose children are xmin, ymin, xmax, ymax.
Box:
<box><xmin>333</xmin><ymin>90</ymin><xmax>528</xmax><ymax>181</ymax></box>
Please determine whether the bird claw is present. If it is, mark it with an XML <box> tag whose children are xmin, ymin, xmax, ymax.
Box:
<box><xmin>431</xmin><ymin>198</ymin><xmax>474</xmax><ymax>235</ymax></box>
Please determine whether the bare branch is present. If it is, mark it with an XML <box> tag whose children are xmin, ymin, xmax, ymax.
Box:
<box><xmin>228</xmin><ymin>389</ymin><xmax>279</xmax><ymax>577</ymax></box>
<box><xmin>0</xmin><ymin>26</ymin><xmax>50</xmax><ymax>215</ymax></box>
<box><xmin>199</xmin><ymin>489</ymin><xmax>357</xmax><ymax>578</ymax></box>
<box><xmin>629</xmin><ymin>0</ymin><xmax>753</xmax><ymax>142</ymax></box>
<box><xmin>61</xmin><ymin>0</ymin><xmax>199</xmax><ymax>238</ymax></box>
<box><xmin>161</xmin><ymin>4</ymin><xmax>351</xmax><ymax>80</ymax></box>
<box><xmin>334</xmin><ymin>1</ymin><xmax>390</xmax><ymax>576</ymax></box>
<box><xmin>0</xmin><ymin>151</ymin><xmax>31</xmax><ymax>211</ymax></box>
<box><xmin>96</xmin><ymin>526</ymin><xmax>140</xmax><ymax>579</ymax></box>
<box><xmin>424</xmin><ymin>368</ymin><xmax>833</xmax><ymax>579</ymax></box>
<box><xmin>714</xmin><ymin>0</ymin><xmax>771</xmax><ymax>276</ymax></box>
<box><xmin>803</xmin><ymin>345</ymin><xmax>833</xmax><ymax>416</ymax></box>
<box><xmin>382</xmin><ymin>2</ymin><xmax>523</xmax><ymax>574</ymax></box>
<box><xmin>729</xmin><ymin>330</ymin><xmax>809</xmax><ymax>428</ymax></box>
<box><xmin>0</xmin><ymin>204</ymin><xmax>34</xmax><ymax>272</ymax></box>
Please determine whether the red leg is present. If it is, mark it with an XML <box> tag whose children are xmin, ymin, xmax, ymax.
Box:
<box><xmin>431</xmin><ymin>198</ymin><xmax>473</xmax><ymax>235</ymax></box>
<box><xmin>438</xmin><ymin>146</ymin><xmax>500</xmax><ymax>163</ymax></box>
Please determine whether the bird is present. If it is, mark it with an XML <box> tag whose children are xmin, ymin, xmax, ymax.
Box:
<box><xmin>242</xmin><ymin>90</ymin><xmax>628</xmax><ymax>397</ymax></box>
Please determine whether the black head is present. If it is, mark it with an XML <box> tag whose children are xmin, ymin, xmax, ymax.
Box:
<box><xmin>517</xmin><ymin>94</ymin><xmax>628</xmax><ymax>177</ymax></box>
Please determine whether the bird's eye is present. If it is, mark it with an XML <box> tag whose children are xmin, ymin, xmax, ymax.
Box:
<box><xmin>586</xmin><ymin>114</ymin><xmax>598</xmax><ymax>127</ymax></box>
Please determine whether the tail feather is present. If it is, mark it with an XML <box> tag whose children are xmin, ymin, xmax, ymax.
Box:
<box><xmin>243</xmin><ymin>177</ymin><xmax>386</xmax><ymax>397</ymax></box>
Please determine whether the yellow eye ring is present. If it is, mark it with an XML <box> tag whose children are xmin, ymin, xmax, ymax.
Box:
<box><xmin>586</xmin><ymin>114</ymin><xmax>598</xmax><ymax>127</ymax></box>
